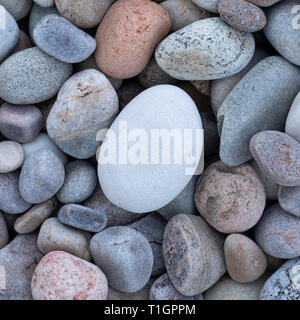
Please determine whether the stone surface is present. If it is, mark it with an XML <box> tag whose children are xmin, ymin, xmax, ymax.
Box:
<box><xmin>58</xmin><ymin>204</ymin><xmax>107</xmax><ymax>233</ymax></box>
<box><xmin>19</xmin><ymin>149</ymin><xmax>65</xmax><ymax>204</ymax></box>
<box><xmin>129</xmin><ymin>213</ymin><xmax>167</xmax><ymax>276</ymax></box>
<box><xmin>0</xmin><ymin>47</ymin><xmax>72</xmax><ymax>104</ymax></box>
<box><xmin>13</xmin><ymin>29</ymin><xmax>32</xmax><ymax>53</ymax></box>
<box><xmin>255</xmin><ymin>204</ymin><xmax>300</xmax><ymax>259</ymax></box>
<box><xmin>47</xmin><ymin>69</ymin><xmax>118</xmax><ymax>159</ymax></box>
<box><xmin>264</xmin><ymin>0</ymin><xmax>300</xmax><ymax>66</ymax></box>
<box><xmin>98</xmin><ymin>85</ymin><xmax>203</xmax><ymax>213</ymax></box>
<box><xmin>218</xmin><ymin>56</ymin><xmax>300</xmax><ymax>166</ymax></box>
<box><xmin>286</xmin><ymin>91</ymin><xmax>300</xmax><ymax>143</ymax></box>
<box><xmin>192</xmin><ymin>0</ymin><xmax>218</xmax><ymax>13</ymax></box>
<box><xmin>90</xmin><ymin>226</ymin><xmax>153</xmax><ymax>293</ymax></box>
<box><xmin>194</xmin><ymin>161</ymin><xmax>266</xmax><ymax>234</ymax></box>
<box><xmin>32</xmin><ymin>251</ymin><xmax>108</xmax><ymax>300</ymax></box>
<box><xmin>57</xmin><ymin>160</ymin><xmax>97</xmax><ymax>204</ymax></box>
<box><xmin>55</xmin><ymin>0</ymin><xmax>115</xmax><ymax>28</ymax></box>
<box><xmin>33</xmin><ymin>0</ymin><xmax>54</xmax><ymax>7</ymax></box>
<box><xmin>33</xmin><ymin>14</ymin><xmax>96</xmax><ymax>63</ymax></box>
<box><xmin>0</xmin><ymin>234</ymin><xmax>42</xmax><ymax>300</ymax></box>
<box><xmin>260</xmin><ymin>257</ymin><xmax>300</xmax><ymax>300</ymax></box>
<box><xmin>38</xmin><ymin>217</ymin><xmax>92</xmax><ymax>260</ymax></box>
<box><xmin>14</xmin><ymin>197</ymin><xmax>58</xmax><ymax>234</ymax></box>
<box><xmin>0</xmin><ymin>141</ymin><xmax>24</xmax><ymax>173</ymax></box>
<box><xmin>0</xmin><ymin>171</ymin><xmax>31</xmax><ymax>214</ymax></box>
<box><xmin>218</xmin><ymin>0</ymin><xmax>266</xmax><ymax>33</ymax></box>
<box><xmin>250</xmin><ymin>131</ymin><xmax>300</xmax><ymax>187</ymax></box>
<box><xmin>150</xmin><ymin>273</ymin><xmax>204</xmax><ymax>300</ymax></box>
<box><xmin>0</xmin><ymin>0</ymin><xmax>32</xmax><ymax>21</ymax></box>
<box><xmin>190</xmin><ymin>80</ymin><xmax>210</xmax><ymax>96</ymax></box>
<box><xmin>163</xmin><ymin>214</ymin><xmax>226</xmax><ymax>296</ymax></box>
<box><xmin>95</xmin><ymin>0</ymin><xmax>171</xmax><ymax>79</ymax></box>
<box><xmin>278</xmin><ymin>186</ymin><xmax>300</xmax><ymax>218</ymax></box>
<box><xmin>224</xmin><ymin>234</ymin><xmax>267</xmax><ymax>283</ymax></box>
<box><xmin>0</xmin><ymin>211</ymin><xmax>8</xmax><ymax>249</ymax></box>
<box><xmin>155</xmin><ymin>17</ymin><xmax>255</xmax><ymax>81</ymax></box>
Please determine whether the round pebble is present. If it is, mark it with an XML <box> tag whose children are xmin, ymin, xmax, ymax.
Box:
<box><xmin>278</xmin><ymin>185</ymin><xmax>300</xmax><ymax>217</ymax></box>
<box><xmin>95</xmin><ymin>0</ymin><xmax>171</xmax><ymax>79</ymax></box>
<box><xmin>0</xmin><ymin>211</ymin><xmax>8</xmax><ymax>249</ymax></box>
<box><xmin>194</xmin><ymin>161</ymin><xmax>266</xmax><ymax>234</ymax></box>
<box><xmin>255</xmin><ymin>204</ymin><xmax>300</xmax><ymax>259</ymax></box>
<box><xmin>286</xmin><ymin>91</ymin><xmax>300</xmax><ymax>143</ymax></box>
<box><xmin>32</xmin><ymin>251</ymin><xmax>108</xmax><ymax>300</ymax></box>
<box><xmin>19</xmin><ymin>149</ymin><xmax>65</xmax><ymax>204</ymax></box>
<box><xmin>0</xmin><ymin>141</ymin><xmax>24</xmax><ymax>173</ymax></box>
<box><xmin>57</xmin><ymin>160</ymin><xmax>97</xmax><ymax>204</ymax></box>
<box><xmin>163</xmin><ymin>214</ymin><xmax>226</xmax><ymax>296</ymax></box>
<box><xmin>0</xmin><ymin>0</ymin><xmax>32</xmax><ymax>21</ymax></box>
<box><xmin>0</xmin><ymin>47</ymin><xmax>72</xmax><ymax>104</ymax></box>
<box><xmin>90</xmin><ymin>226</ymin><xmax>153</xmax><ymax>293</ymax></box>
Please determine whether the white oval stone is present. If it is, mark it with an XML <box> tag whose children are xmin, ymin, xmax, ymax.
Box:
<box><xmin>0</xmin><ymin>141</ymin><xmax>24</xmax><ymax>173</ymax></box>
<box><xmin>98</xmin><ymin>85</ymin><xmax>203</xmax><ymax>213</ymax></box>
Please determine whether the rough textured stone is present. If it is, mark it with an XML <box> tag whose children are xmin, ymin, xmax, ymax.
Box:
<box><xmin>0</xmin><ymin>47</ymin><xmax>72</xmax><ymax>104</ymax></box>
<box><xmin>38</xmin><ymin>217</ymin><xmax>92</xmax><ymax>260</ymax></box>
<box><xmin>90</xmin><ymin>226</ymin><xmax>153</xmax><ymax>293</ymax></box>
<box><xmin>286</xmin><ymin>91</ymin><xmax>300</xmax><ymax>143</ymax></box>
<box><xmin>278</xmin><ymin>186</ymin><xmax>300</xmax><ymax>218</ymax></box>
<box><xmin>218</xmin><ymin>56</ymin><xmax>300</xmax><ymax>166</ymax></box>
<box><xmin>255</xmin><ymin>204</ymin><xmax>300</xmax><ymax>259</ymax></box>
<box><xmin>32</xmin><ymin>251</ymin><xmax>108</xmax><ymax>300</ymax></box>
<box><xmin>0</xmin><ymin>141</ymin><xmax>24</xmax><ymax>173</ymax></box>
<box><xmin>192</xmin><ymin>0</ymin><xmax>218</xmax><ymax>13</ymax></box>
<box><xmin>155</xmin><ymin>17</ymin><xmax>255</xmax><ymax>81</ymax></box>
<box><xmin>250</xmin><ymin>131</ymin><xmax>300</xmax><ymax>187</ymax></box>
<box><xmin>33</xmin><ymin>14</ymin><xmax>96</xmax><ymax>63</ymax></box>
<box><xmin>163</xmin><ymin>214</ymin><xmax>226</xmax><ymax>296</ymax></box>
<box><xmin>57</xmin><ymin>160</ymin><xmax>97</xmax><ymax>204</ymax></box>
<box><xmin>0</xmin><ymin>211</ymin><xmax>8</xmax><ymax>249</ymax></box>
<box><xmin>0</xmin><ymin>103</ymin><xmax>43</xmax><ymax>143</ymax></box>
<box><xmin>19</xmin><ymin>149</ymin><xmax>65</xmax><ymax>204</ymax></box>
<box><xmin>14</xmin><ymin>197</ymin><xmax>58</xmax><ymax>234</ymax></box>
<box><xmin>194</xmin><ymin>161</ymin><xmax>266</xmax><ymax>234</ymax></box>
<box><xmin>0</xmin><ymin>234</ymin><xmax>42</xmax><ymax>300</ymax></box>
<box><xmin>0</xmin><ymin>0</ymin><xmax>32</xmax><ymax>21</ymax></box>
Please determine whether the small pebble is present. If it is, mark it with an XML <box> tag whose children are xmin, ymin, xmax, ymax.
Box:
<box><xmin>286</xmin><ymin>91</ymin><xmax>300</xmax><ymax>143</ymax></box>
<box><xmin>31</xmin><ymin>251</ymin><xmax>108</xmax><ymax>300</ymax></box>
<box><xmin>37</xmin><ymin>217</ymin><xmax>92</xmax><ymax>260</ymax></box>
<box><xmin>278</xmin><ymin>186</ymin><xmax>300</xmax><ymax>218</ymax></box>
<box><xmin>90</xmin><ymin>226</ymin><xmax>153</xmax><ymax>293</ymax></box>
<box><xmin>0</xmin><ymin>211</ymin><xmax>9</xmax><ymax>249</ymax></box>
<box><xmin>0</xmin><ymin>0</ymin><xmax>32</xmax><ymax>21</ymax></box>
<box><xmin>0</xmin><ymin>141</ymin><xmax>24</xmax><ymax>173</ymax></box>
<box><xmin>192</xmin><ymin>0</ymin><xmax>218</xmax><ymax>13</ymax></box>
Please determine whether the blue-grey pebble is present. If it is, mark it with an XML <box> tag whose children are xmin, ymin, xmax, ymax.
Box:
<box><xmin>0</xmin><ymin>0</ymin><xmax>32</xmax><ymax>21</ymax></box>
<box><xmin>33</xmin><ymin>14</ymin><xmax>96</xmax><ymax>63</ymax></box>
<box><xmin>90</xmin><ymin>226</ymin><xmax>154</xmax><ymax>293</ymax></box>
<box><xmin>56</xmin><ymin>160</ymin><xmax>97</xmax><ymax>204</ymax></box>
<box><xmin>0</xmin><ymin>171</ymin><xmax>31</xmax><ymax>214</ymax></box>
<box><xmin>278</xmin><ymin>186</ymin><xmax>300</xmax><ymax>218</ymax></box>
<box><xmin>0</xmin><ymin>47</ymin><xmax>72</xmax><ymax>104</ymax></box>
<box><xmin>218</xmin><ymin>56</ymin><xmax>300</xmax><ymax>166</ymax></box>
<box><xmin>129</xmin><ymin>213</ymin><xmax>167</xmax><ymax>276</ymax></box>
<box><xmin>19</xmin><ymin>149</ymin><xmax>65</xmax><ymax>204</ymax></box>
<box><xmin>58</xmin><ymin>204</ymin><xmax>107</xmax><ymax>233</ymax></box>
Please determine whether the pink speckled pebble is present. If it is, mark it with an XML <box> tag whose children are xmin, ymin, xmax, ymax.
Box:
<box><xmin>31</xmin><ymin>251</ymin><xmax>108</xmax><ymax>300</ymax></box>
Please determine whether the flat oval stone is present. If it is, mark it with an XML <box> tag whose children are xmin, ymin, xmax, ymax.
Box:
<box><xmin>19</xmin><ymin>149</ymin><xmax>65</xmax><ymax>204</ymax></box>
<box><xmin>0</xmin><ymin>141</ymin><xmax>24</xmax><ymax>173</ymax></box>
<box><xmin>57</xmin><ymin>160</ymin><xmax>97</xmax><ymax>204</ymax></box>
<box><xmin>47</xmin><ymin>69</ymin><xmax>118</xmax><ymax>159</ymax></box>
<box><xmin>264</xmin><ymin>0</ymin><xmax>300</xmax><ymax>66</ymax></box>
<box><xmin>192</xmin><ymin>0</ymin><xmax>218</xmax><ymax>13</ymax></box>
<box><xmin>32</xmin><ymin>251</ymin><xmax>108</xmax><ymax>300</ymax></box>
<box><xmin>33</xmin><ymin>0</ymin><xmax>54</xmax><ymax>7</ymax></box>
<box><xmin>84</xmin><ymin>185</ymin><xmax>144</xmax><ymax>227</ymax></box>
<box><xmin>0</xmin><ymin>0</ymin><xmax>32</xmax><ymax>21</ymax></box>
<box><xmin>0</xmin><ymin>103</ymin><xmax>43</xmax><ymax>143</ymax></box>
<box><xmin>194</xmin><ymin>161</ymin><xmax>266</xmax><ymax>234</ymax></box>
<box><xmin>38</xmin><ymin>217</ymin><xmax>92</xmax><ymax>260</ymax></box>
<box><xmin>55</xmin><ymin>0</ymin><xmax>114</xmax><ymax>29</ymax></box>
<box><xmin>90</xmin><ymin>226</ymin><xmax>153</xmax><ymax>293</ymax></box>
<box><xmin>278</xmin><ymin>186</ymin><xmax>300</xmax><ymax>217</ymax></box>
<box><xmin>58</xmin><ymin>204</ymin><xmax>107</xmax><ymax>233</ymax></box>
<box><xmin>260</xmin><ymin>257</ymin><xmax>300</xmax><ymax>300</ymax></box>
<box><xmin>129</xmin><ymin>213</ymin><xmax>167</xmax><ymax>276</ymax></box>
<box><xmin>286</xmin><ymin>91</ymin><xmax>300</xmax><ymax>143</ymax></box>
<box><xmin>150</xmin><ymin>273</ymin><xmax>203</xmax><ymax>300</ymax></box>
<box><xmin>155</xmin><ymin>17</ymin><xmax>255</xmax><ymax>81</ymax></box>
<box><xmin>0</xmin><ymin>47</ymin><xmax>72</xmax><ymax>104</ymax></box>
<box><xmin>0</xmin><ymin>171</ymin><xmax>31</xmax><ymax>214</ymax></box>
<box><xmin>218</xmin><ymin>0</ymin><xmax>266</xmax><ymax>32</ymax></box>
<box><xmin>98</xmin><ymin>85</ymin><xmax>203</xmax><ymax>213</ymax></box>
<box><xmin>255</xmin><ymin>204</ymin><xmax>300</xmax><ymax>259</ymax></box>
<box><xmin>33</xmin><ymin>14</ymin><xmax>96</xmax><ymax>63</ymax></box>
<box><xmin>95</xmin><ymin>0</ymin><xmax>171</xmax><ymax>79</ymax></box>
<box><xmin>0</xmin><ymin>6</ymin><xmax>19</xmax><ymax>62</ymax></box>
<box><xmin>163</xmin><ymin>214</ymin><xmax>226</xmax><ymax>296</ymax></box>
<box><xmin>224</xmin><ymin>234</ymin><xmax>267</xmax><ymax>283</ymax></box>
<box><xmin>0</xmin><ymin>211</ymin><xmax>8</xmax><ymax>249</ymax></box>
<box><xmin>13</xmin><ymin>29</ymin><xmax>33</xmax><ymax>54</ymax></box>
<box><xmin>218</xmin><ymin>56</ymin><xmax>300</xmax><ymax>166</ymax></box>
<box><xmin>250</xmin><ymin>131</ymin><xmax>300</xmax><ymax>187</ymax></box>
<box><xmin>0</xmin><ymin>234</ymin><xmax>43</xmax><ymax>300</ymax></box>
<box><xmin>14</xmin><ymin>197</ymin><xmax>58</xmax><ymax>234</ymax></box>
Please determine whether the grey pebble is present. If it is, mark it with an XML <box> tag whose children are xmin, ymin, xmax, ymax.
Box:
<box><xmin>0</xmin><ymin>211</ymin><xmax>8</xmax><ymax>249</ymax></box>
<box><xmin>0</xmin><ymin>0</ymin><xmax>32</xmax><ymax>21</ymax></box>
<box><xmin>192</xmin><ymin>0</ymin><xmax>218</xmax><ymax>13</ymax></box>
<box><xmin>0</xmin><ymin>141</ymin><xmax>24</xmax><ymax>173</ymax></box>
<box><xmin>58</xmin><ymin>204</ymin><xmax>107</xmax><ymax>233</ymax></box>
<box><xmin>278</xmin><ymin>186</ymin><xmax>300</xmax><ymax>218</ymax></box>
